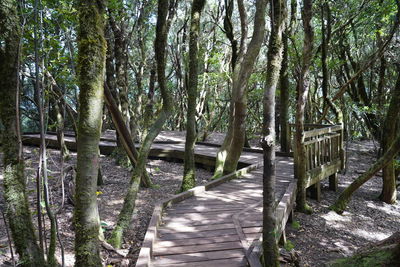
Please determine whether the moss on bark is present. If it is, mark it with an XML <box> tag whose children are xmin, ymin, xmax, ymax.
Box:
<box><xmin>0</xmin><ymin>1</ymin><xmax>45</xmax><ymax>266</ymax></box>
<box><xmin>108</xmin><ymin>0</ymin><xmax>176</xmax><ymax>248</ymax></box>
<box><xmin>74</xmin><ymin>0</ymin><xmax>107</xmax><ymax>266</ymax></box>
<box><xmin>380</xmin><ymin>69</ymin><xmax>400</xmax><ymax>204</ymax></box>
<box><xmin>181</xmin><ymin>0</ymin><xmax>206</xmax><ymax>192</ymax></box>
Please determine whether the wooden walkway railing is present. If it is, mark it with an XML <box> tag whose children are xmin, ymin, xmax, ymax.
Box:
<box><xmin>288</xmin><ymin>124</ymin><xmax>345</xmax><ymax>200</ymax></box>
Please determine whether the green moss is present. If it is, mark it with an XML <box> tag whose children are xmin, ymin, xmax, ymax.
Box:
<box><xmin>284</xmin><ymin>240</ymin><xmax>295</xmax><ymax>251</ymax></box>
<box><xmin>328</xmin><ymin>248</ymin><xmax>396</xmax><ymax>267</ymax></box>
<box><xmin>291</xmin><ymin>220</ymin><xmax>301</xmax><ymax>230</ymax></box>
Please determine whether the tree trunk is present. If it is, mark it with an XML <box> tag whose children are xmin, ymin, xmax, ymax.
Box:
<box><xmin>380</xmin><ymin>68</ymin><xmax>400</xmax><ymax>204</ymax></box>
<box><xmin>279</xmin><ymin>0</ymin><xmax>296</xmax><ymax>153</ymax></box>
<box><xmin>180</xmin><ymin>0</ymin><xmax>206</xmax><ymax>192</ymax></box>
<box><xmin>0</xmin><ymin>1</ymin><xmax>45</xmax><ymax>265</ymax></box>
<box><xmin>214</xmin><ymin>0</ymin><xmax>268</xmax><ymax>177</ymax></box>
<box><xmin>104</xmin><ymin>84</ymin><xmax>138</xmax><ymax>165</ymax></box>
<box><xmin>262</xmin><ymin>0</ymin><xmax>285</xmax><ymax>265</ymax></box>
<box><xmin>74</xmin><ymin>0</ymin><xmax>107</xmax><ymax>265</ymax></box>
<box><xmin>331</xmin><ymin>131</ymin><xmax>400</xmax><ymax>214</ymax></box>
<box><xmin>108</xmin><ymin>0</ymin><xmax>177</xmax><ymax>248</ymax></box>
<box><xmin>33</xmin><ymin>0</ymin><xmax>57</xmax><ymax>261</ymax></box>
<box><xmin>295</xmin><ymin>0</ymin><xmax>314</xmax><ymax>214</ymax></box>
<box><xmin>55</xmin><ymin>101</ymin><xmax>70</xmax><ymax>160</ymax></box>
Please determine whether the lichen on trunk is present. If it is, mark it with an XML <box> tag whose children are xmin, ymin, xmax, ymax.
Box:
<box><xmin>181</xmin><ymin>0</ymin><xmax>206</xmax><ymax>192</ymax></box>
<box><xmin>262</xmin><ymin>0</ymin><xmax>286</xmax><ymax>265</ymax></box>
<box><xmin>74</xmin><ymin>0</ymin><xmax>107</xmax><ymax>265</ymax></box>
<box><xmin>0</xmin><ymin>0</ymin><xmax>45</xmax><ymax>266</ymax></box>
<box><xmin>213</xmin><ymin>0</ymin><xmax>268</xmax><ymax>178</ymax></box>
<box><xmin>295</xmin><ymin>0</ymin><xmax>314</xmax><ymax>214</ymax></box>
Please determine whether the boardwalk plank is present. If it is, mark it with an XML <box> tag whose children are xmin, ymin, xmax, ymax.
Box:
<box><xmin>158</xmin><ymin>228</ymin><xmax>237</xmax><ymax>240</ymax></box>
<box><xmin>152</xmin><ymin>249</ymin><xmax>244</xmax><ymax>264</ymax></box>
<box><xmin>153</xmin><ymin>241</ymin><xmax>242</xmax><ymax>256</ymax></box>
<box><xmin>155</xmin><ymin>235</ymin><xmax>240</xmax><ymax>248</ymax></box>
<box><xmin>158</xmin><ymin>222</ymin><xmax>236</xmax><ymax>234</ymax></box>
<box><xmin>161</xmin><ymin>216</ymin><xmax>233</xmax><ymax>226</ymax></box>
<box><xmin>166</xmin><ymin>206</ymin><xmax>244</xmax><ymax>214</ymax></box>
<box><xmin>152</xmin><ymin>257</ymin><xmax>245</xmax><ymax>267</ymax></box>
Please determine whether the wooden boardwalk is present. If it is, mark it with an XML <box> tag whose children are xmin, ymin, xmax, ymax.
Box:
<box><xmin>146</xmin><ymin>161</ymin><xmax>294</xmax><ymax>267</ymax></box>
<box><xmin>21</xmin><ymin>132</ymin><xmax>296</xmax><ymax>267</ymax></box>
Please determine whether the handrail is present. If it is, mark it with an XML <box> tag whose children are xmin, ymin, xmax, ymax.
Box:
<box><xmin>289</xmin><ymin>124</ymin><xmax>345</xmax><ymax>187</ymax></box>
<box><xmin>303</xmin><ymin>125</ymin><xmax>342</xmax><ymax>138</ymax></box>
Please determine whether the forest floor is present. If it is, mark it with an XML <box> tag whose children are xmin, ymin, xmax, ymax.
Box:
<box><xmin>0</xmin><ymin>144</ymin><xmax>214</xmax><ymax>266</ymax></box>
<box><xmin>0</xmin><ymin>134</ymin><xmax>399</xmax><ymax>267</ymax></box>
<box><xmin>286</xmin><ymin>140</ymin><xmax>400</xmax><ymax>266</ymax></box>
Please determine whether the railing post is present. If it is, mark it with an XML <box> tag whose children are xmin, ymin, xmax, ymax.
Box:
<box><xmin>293</xmin><ymin>132</ymin><xmax>297</xmax><ymax>178</ymax></box>
<box><xmin>286</xmin><ymin>123</ymin><xmax>291</xmax><ymax>153</ymax></box>
<box><xmin>339</xmin><ymin>124</ymin><xmax>345</xmax><ymax>170</ymax></box>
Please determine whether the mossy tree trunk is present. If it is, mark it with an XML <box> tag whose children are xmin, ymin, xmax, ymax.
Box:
<box><xmin>279</xmin><ymin>0</ymin><xmax>296</xmax><ymax>154</ymax></box>
<box><xmin>262</xmin><ymin>0</ymin><xmax>286</xmax><ymax>265</ymax></box>
<box><xmin>214</xmin><ymin>0</ymin><xmax>268</xmax><ymax>178</ymax></box>
<box><xmin>180</xmin><ymin>0</ymin><xmax>206</xmax><ymax>192</ymax></box>
<box><xmin>295</xmin><ymin>0</ymin><xmax>314</xmax><ymax>214</ymax></box>
<box><xmin>380</xmin><ymin>68</ymin><xmax>400</xmax><ymax>204</ymax></box>
<box><xmin>331</xmin><ymin>132</ymin><xmax>400</xmax><ymax>214</ymax></box>
<box><xmin>108</xmin><ymin>0</ymin><xmax>178</xmax><ymax>249</ymax></box>
<box><xmin>0</xmin><ymin>1</ymin><xmax>45</xmax><ymax>265</ymax></box>
<box><xmin>74</xmin><ymin>0</ymin><xmax>107</xmax><ymax>265</ymax></box>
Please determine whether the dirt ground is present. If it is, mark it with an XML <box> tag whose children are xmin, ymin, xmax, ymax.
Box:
<box><xmin>0</xmin><ymin>145</ymin><xmax>213</xmax><ymax>266</ymax></box>
<box><xmin>0</xmin><ymin>136</ymin><xmax>399</xmax><ymax>266</ymax></box>
<box><xmin>286</xmin><ymin>140</ymin><xmax>400</xmax><ymax>266</ymax></box>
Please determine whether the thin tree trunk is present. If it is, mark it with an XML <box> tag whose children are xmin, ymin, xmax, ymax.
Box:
<box><xmin>55</xmin><ymin>101</ymin><xmax>70</xmax><ymax>160</ymax></box>
<box><xmin>0</xmin><ymin>1</ymin><xmax>45</xmax><ymax>265</ymax></box>
<box><xmin>181</xmin><ymin>0</ymin><xmax>206</xmax><ymax>192</ymax></box>
<box><xmin>331</xmin><ymin>132</ymin><xmax>400</xmax><ymax>214</ymax></box>
<box><xmin>74</xmin><ymin>0</ymin><xmax>107</xmax><ymax>265</ymax></box>
<box><xmin>34</xmin><ymin>1</ymin><xmax>57</xmax><ymax>261</ymax></box>
<box><xmin>104</xmin><ymin>84</ymin><xmax>138</xmax><ymax>165</ymax></box>
<box><xmin>262</xmin><ymin>0</ymin><xmax>286</xmax><ymax>265</ymax></box>
<box><xmin>214</xmin><ymin>0</ymin><xmax>268</xmax><ymax>177</ymax></box>
<box><xmin>380</xmin><ymin>68</ymin><xmax>400</xmax><ymax>204</ymax></box>
<box><xmin>295</xmin><ymin>0</ymin><xmax>314</xmax><ymax>214</ymax></box>
<box><xmin>279</xmin><ymin>0</ymin><xmax>296</xmax><ymax>153</ymax></box>
<box><xmin>108</xmin><ymin>0</ymin><xmax>177</xmax><ymax>248</ymax></box>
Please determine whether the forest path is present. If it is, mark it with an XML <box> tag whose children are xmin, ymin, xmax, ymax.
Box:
<box><xmin>147</xmin><ymin>161</ymin><xmax>295</xmax><ymax>267</ymax></box>
<box><xmin>21</xmin><ymin>131</ymin><xmax>296</xmax><ymax>267</ymax></box>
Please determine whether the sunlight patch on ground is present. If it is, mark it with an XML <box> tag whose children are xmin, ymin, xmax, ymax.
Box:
<box><xmin>352</xmin><ymin>228</ymin><xmax>390</xmax><ymax>241</ymax></box>
<box><xmin>56</xmin><ymin>250</ymin><xmax>75</xmax><ymax>266</ymax></box>
<box><xmin>107</xmin><ymin>199</ymin><xmax>124</xmax><ymax>205</ymax></box>
<box><xmin>321</xmin><ymin>210</ymin><xmax>353</xmax><ymax>223</ymax></box>
<box><xmin>366</xmin><ymin>202</ymin><xmax>400</xmax><ymax>217</ymax></box>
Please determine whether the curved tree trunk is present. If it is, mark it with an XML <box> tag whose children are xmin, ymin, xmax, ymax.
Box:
<box><xmin>108</xmin><ymin>0</ymin><xmax>177</xmax><ymax>248</ymax></box>
<box><xmin>262</xmin><ymin>0</ymin><xmax>286</xmax><ymax>265</ymax></box>
<box><xmin>181</xmin><ymin>0</ymin><xmax>206</xmax><ymax>192</ymax></box>
<box><xmin>214</xmin><ymin>0</ymin><xmax>268</xmax><ymax>178</ymax></box>
<box><xmin>331</xmin><ymin>131</ymin><xmax>400</xmax><ymax>214</ymax></box>
<box><xmin>295</xmin><ymin>0</ymin><xmax>314</xmax><ymax>214</ymax></box>
<box><xmin>74</xmin><ymin>0</ymin><xmax>107</xmax><ymax>265</ymax></box>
